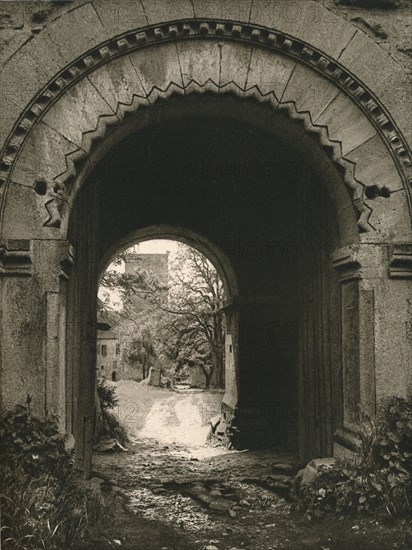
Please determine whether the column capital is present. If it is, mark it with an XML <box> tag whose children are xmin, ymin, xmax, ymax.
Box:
<box><xmin>37</xmin><ymin>239</ymin><xmax>76</xmax><ymax>278</ymax></box>
<box><xmin>0</xmin><ymin>239</ymin><xmax>32</xmax><ymax>277</ymax></box>
<box><xmin>59</xmin><ymin>241</ymin><xmax>75</xmax><ymax>280</ymax></box>
<box><xmin>332</xmin><ymin>246</ymin><xmax>362</xmax><ymax>282</ymax></box>
<box><xmin>332</xmin><ymin>243</ymin><xmax>411</xmax><ymax>282</ymax></box>
<box><xmin>388</xmin><ymin>244</ymin><xmax>412</xmax><ymax>279</ymax></box>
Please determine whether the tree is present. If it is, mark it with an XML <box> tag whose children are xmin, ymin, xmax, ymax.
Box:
<box><xmin>158</xmin><ymin>245</ymin><xmax>225</xmax><ymax>388</ymax></box>
<box><xmin>124</xmin><ymin>328</ymin><xmax>157</xmax><ymax>379</ymax></box>
<box><xmin>99</xmin><ymin>244</ymin><xmax>226</xmax><ymax>389</ymax></box>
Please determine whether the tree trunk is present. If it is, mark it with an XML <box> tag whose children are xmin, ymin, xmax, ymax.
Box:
<box><xmin>209</xmin><ymin>351</ymin><xmax>223</xmax><ymax>388</ymax></box>
<box><xmin>210</xmin><ymin>311</ymin><xmax>225</xmax><ymax>388</ymax></box>
<box><xmin>202</xmin><ymin>367</ymin><xmax>212</xmax><ymax>389</ymax></box>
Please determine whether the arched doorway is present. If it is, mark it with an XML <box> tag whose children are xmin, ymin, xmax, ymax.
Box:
<box><xmin>98</xmin><ymin>231</ymin><xmax>237</xmax><ymax>396</ymax></box>
<box><xmin>64</xmin><ymin>93</ymin><xmax>351</xmax><ymax>473</ymax></box>
<box><xmin>1</xmin><ymin>9</ymin><xmax>410</xmax><ymax>480</ymax></box>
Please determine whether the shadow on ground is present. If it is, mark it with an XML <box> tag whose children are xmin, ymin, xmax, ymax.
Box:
<box><xmin>80</xmin><ymin>382</ymin><xmax>410</xmax><ymax>549</ymax></box>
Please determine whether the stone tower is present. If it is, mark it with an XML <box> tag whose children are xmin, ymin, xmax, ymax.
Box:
<box><xmin>124</xmin><ymin>252</ymin><xmax>169</xmax><ymax>314</ymax></box>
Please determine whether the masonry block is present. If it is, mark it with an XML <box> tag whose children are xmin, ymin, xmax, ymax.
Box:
<box><xmin>44</xmin><ymin>3</ymin><xmax>108</xmax><ymax>65</ymax></box>
<box><xmin>128</xmin><ymin>42</ymin><xmax>183</xmax><ymax>99</ymax></box>
<box><xmin>92</xmin><ymin>0</ymin><xmax>147</xmax><ymax>36</ymax></box>
<box><xmin>11</xmin><ymin>122</ymin><xmax>78</xmax><ymax>186</ymax></box>
<box><xmin>87</xmin><ymin>55</ymin><xmax>147</xmax><ymax>113</ymax></box>
<box><xmin>247</xmin><ymin>46</ymin><xmax>296</xmax><ymax>100</ymax></box>
<box><xmin>315</xmin><ymin>92</ymin><xmax>376</xmax><ymax>155</ymax></box>
<box><xmin>176</xmin><ymin>39</ymin><xmax>221</xmax><ymax>87</ymax></box>
<box><xmin>250</xmin><ymin>0</ymin><xmax>356</xmax><ymax>58</ymax></box>
<box><xmin>43</xmin><ymin>77</ymin><xmax>115</xmax><ymax>148</ymax></box>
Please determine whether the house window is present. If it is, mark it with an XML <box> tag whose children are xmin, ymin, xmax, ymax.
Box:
<box><xmin>101</xmin><ymin>344</ymin><xmax>107</xmax><ymax>357</ymax></box>
<box><xmin>116</xmin><ymin>343</ymin><xmax>120</xmax><ymax>356</ymax></box>
<box><xmin>100</xmin><ymin>365</ymin><xmax>104</xmax><ymax>370</ymax></box>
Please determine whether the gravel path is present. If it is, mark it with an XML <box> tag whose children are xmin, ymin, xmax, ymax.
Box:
<box><xmin>83</xmin><ymin>382</ymin><xmax>409</xmax><ymax>550</ymax></box>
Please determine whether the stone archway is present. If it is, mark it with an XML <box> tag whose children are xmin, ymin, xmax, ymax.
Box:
<box><xmin>1</xmin><ymin>3</ymin><xmax>411</xmax><ymax>476</ymax></box>
<box><xmin>99</xmin><ymin>225</ymin><xmax>240</xmax><ymax>304</ymax></box>
<box><xmin>65</xmin><ymin>96</ymin><xmax>347</xmax><ymax>472</ymax></box>
<box><xmin>98</xmin><ymin>225</ymin><xmax>241</xmax><ymax>433</ymax></box>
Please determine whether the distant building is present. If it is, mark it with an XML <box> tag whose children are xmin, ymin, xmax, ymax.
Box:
<box><xmin>124</xmin><ymin>252</ymin><xmax>169</xmax><ymax>315</ymax></box>
<box><xmin>96</xmin><ymin>330</ymin><xmax>120</xmax><ymax>381</ymax></box>
<box><xmin>96</xmin><ymin>252</ymin><xmax>170</xmax><ymax>382</ymax></box>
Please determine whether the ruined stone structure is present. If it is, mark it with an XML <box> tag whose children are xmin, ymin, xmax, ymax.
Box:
<box><xmin>124</xmin><ymin>251</ymin><xmax>169</xmax><ymax>314</ymax></box>
<box><xmin>0</xmin><ymin>0</ymin><xmax>411</xmax><ymax>476</ymax></box>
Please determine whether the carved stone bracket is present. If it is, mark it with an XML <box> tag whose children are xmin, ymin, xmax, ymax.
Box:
<box><xmin>352</xmin><ymin>188</ymin><xmax>371</xmax><ymax>233</ymax></box>
<box><xmin>59</xmin><ymin>241</ymin><xmax>75</xmax><ymax>280</ymax></box>
<box><xmin>33</xmin><ymin>178</ymin><xmax>67</xmax><ymax>228</ymax></box>
<box><xmin>333</xmin><ymin>243</ymin><xmax>399</xmax><ymax>281</ymax></box>
<box><xmin>332</xmin><ymin>246</ymin><xmax>362</xmax><ymax>282</ymax></box>
<box><xmin>388</xmin><ymin>244</ymin><xmax>412</xmax><ymax>278</ymax></box>
<box><xmin>0</xmin><ymin>18</ymin><xmax>410</xmax><ymax>231</ymax></box>
<box><xmin>0</xmin><ymin>239</ymin><xmax>32</xmax><ymax>276</ymax></box>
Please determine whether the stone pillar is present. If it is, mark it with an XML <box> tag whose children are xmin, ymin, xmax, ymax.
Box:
<box><xmin>149</xmin><ymin>367</ymin><xmax>161</xmax><ymax>386</ymax></box>
<box><xmin>332</xmin><ymin>243</ymin><xmax>412</xmax><ymax>456</ymax></box>
<box><xmin>0</xmin><ymin>238</ymin><xmax>74</xmax><ymax>432</ymax></box>
<box><xmin>381</xmin><ymin>245</ymin><xmax>412</xmax><ymax>400</ymax></box>
<box><xmin>65</xmin><ymin>242</ymin><xmax>98</xmax><ymax>478</ymax></box>
<box><xmin>221</xmin><ymin>302</ymin><xmax>239</xmax><ymax>413</ymax></box>
<box><xmin>0</xmin><ymin>239</ymin><xmax>39</xmax><ymax>413</ymax></box>
<box><xmin>34</xmin><ymin>240</ymin><xmax>75</xmax><ymax>429</ymax></box>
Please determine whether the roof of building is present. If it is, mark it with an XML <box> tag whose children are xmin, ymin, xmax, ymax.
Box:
<box><xmin>97</xmin><ymin>331</ymin><xmax>118</xmax><ymax>340</ymax></box>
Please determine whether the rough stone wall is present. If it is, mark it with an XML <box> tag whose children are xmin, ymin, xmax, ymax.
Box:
<box><xmin>0</xmin><ymin>1</ymin><xmax>88</xmax><ymax>66</ymax></box>
<box><xmin>321</xmin><ymin>0</ymin><xmax>412</xmax><ymax>74</ymax></box>
<box><xmin>125</xmin><ymin>253</ymin><xmax>169</xmax><ymax>315</ymax></box>
<box><xmin>1</xmin><ymin>0</ymin><xmax>410</xmax><ymax>73</ymax></box>
<box><xmin>0</xmin><ymin>0</ymin><xmax>410</xmax><ymax>467</ymax></box>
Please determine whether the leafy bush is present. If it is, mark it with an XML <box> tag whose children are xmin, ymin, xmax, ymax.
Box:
<box><xmin>97</xmin><ymin>378</ymin><xmax>118</xmax><ymax>410</ymax></box>
<box><xmin>0</xmin><ymin>405</ymin><xmax>88</xmax><ymax>549</ymax></box>
<box><xmin>297</xmin><ymin>396</ymin><xmax>412</xmax><ymax>520</ymax></box>
<box><xmin>103</xmin><ymin>410</ymin><xmax>129</xmax><ymax>447</ymax></box>
<box><xmin>95</xmin><ymin>379</ymin><xmax>128</xmax><ymax>446</ymax></box>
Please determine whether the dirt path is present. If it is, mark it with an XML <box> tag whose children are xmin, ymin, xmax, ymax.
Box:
<box><xmin>83</xmin><ymin>382</ymin><xmax>410</xmax><ymax>550</ymax></box>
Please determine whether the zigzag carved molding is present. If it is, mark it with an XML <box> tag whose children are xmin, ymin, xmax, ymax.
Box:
<box><xmin>0</xmin><ymin>19</ymin><xmax>410</xmax><ymax>229</ymax></box>
<box><xmin>52</xmin><ymin>79</ymin><xmax>372</xmax><ymax>231</ymax></box>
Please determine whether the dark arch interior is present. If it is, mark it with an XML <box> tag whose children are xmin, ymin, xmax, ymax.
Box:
<box><xmin>95</xmin><ymin>115</ymin><xmax>315</xmax><ymax>295</ymax></box>
<box><xmin>67</xmin><ymin>97</ymin><xmax>349</xmax><ymax>472</ymax></box>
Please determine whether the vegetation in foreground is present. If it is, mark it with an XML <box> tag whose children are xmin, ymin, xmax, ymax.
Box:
<box><xmin>0</xmin><ymin>384</ymin><xmax>129</xmax><ymax>550</ymax></box>
<box><xmin>296</xmin><ymin>396</ymin><xmax>412</xmax><ymax>523</ymax></box>
<box><xmin>95</xmin><ymin>378</ymin><xmax>129</xmax><ymax>447</ymax></box>
<box><xmin>0</xmin><ymin>404</ymin><xmax>89</xmax><ymax>549</ymax></box>
<box><xmin>1</xmin><ymin>391</ymin><xmax>411</xmax><ymax>549</ymax></box>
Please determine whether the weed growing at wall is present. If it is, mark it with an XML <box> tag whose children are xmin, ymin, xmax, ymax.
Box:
<box><xmin>296</xmin><ymin>396</ymin><xmax>412</xmax><ymax>521</ymax></box>
<box><xmin>95</xmin><ymin>379</ymin><xmax>128</xmax><ymax>446</ymax></box>
<box><xmin>97</xmin><ymin>378</ymin><xmax>118</xmax><ymax>411</ymax></box>
<box><xmin>0</xmin><ymin>405</ymin><xmax>89</xmax><ymax>549</ymax></box>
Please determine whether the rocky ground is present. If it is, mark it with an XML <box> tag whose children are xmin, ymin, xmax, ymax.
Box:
<box><xmin>80</xmin><ymin>382</ymin><xmax>411</xmax><ymax>550</ymax></box>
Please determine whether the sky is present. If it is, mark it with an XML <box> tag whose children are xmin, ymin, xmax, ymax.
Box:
<box><xmin>105</xmin><ymin>239</ymin><xmax>181</xmax><ymax>274</ymax></box>
<box><xmin>135</xmin><ymin>239</ymin><xmax>180</xmax><ymax>255</ymax></box>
